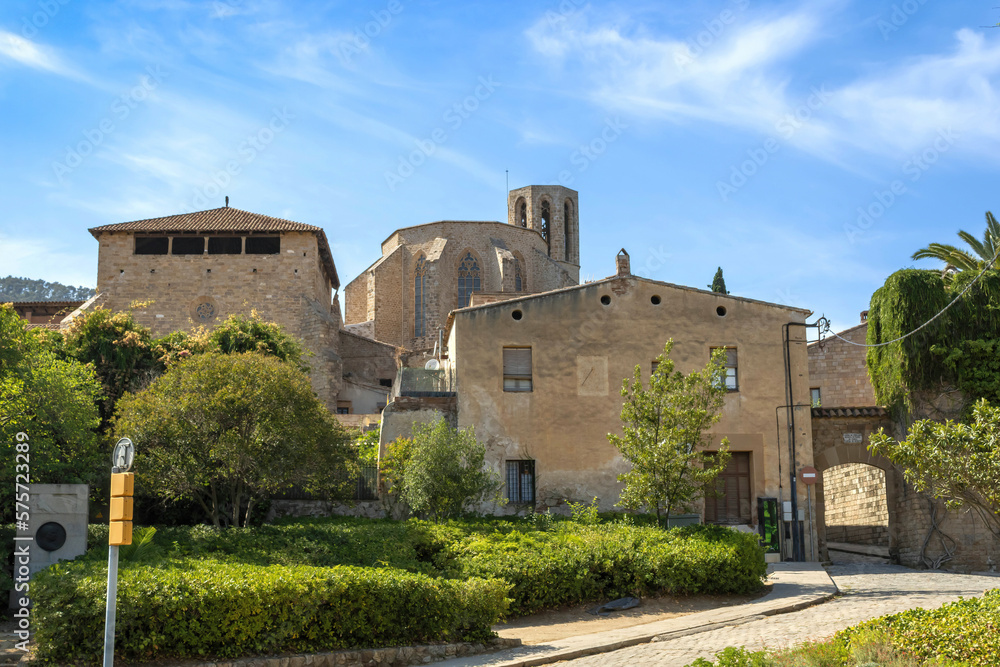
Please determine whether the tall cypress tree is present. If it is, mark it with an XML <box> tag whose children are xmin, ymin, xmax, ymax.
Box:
<box><xmin>709</xmin><ymin>267</ymin><xmax>729</xmax><ymax>294</ymax></box>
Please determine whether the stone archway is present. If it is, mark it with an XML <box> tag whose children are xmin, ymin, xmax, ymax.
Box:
<box><xmin>812</xmin><ymin>415</ymin><xmax>897</xmax><ymax>562</ymax></box>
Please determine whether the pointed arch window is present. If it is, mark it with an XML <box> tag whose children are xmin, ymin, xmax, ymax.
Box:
<box><xmin>563</xmin><ymin>200</ymin><xmax>573</xmax><ymax>261</ymax></box>
<box><xmin>540</xmin><ymin>200</ymin><xmax>551</xmax><ymax>253</ymax></box>
<box><xmin>414</xmin><ymin>255</ymin><xmax>427</xmax><ymax>337</ymax></box>
<box><xmin>517</xmin><ymin>199</ymin><xmax>527</xmax><ymax>228</ymax></box>
<box><xmin>515</xmin><ymin>258</ymin><xmax>524</xmax><ymax>292</ymax></box>
<box><xmin>457</xmin><ymin>252</ymin><xmax>482</xmax><ymax>308</ymax></box>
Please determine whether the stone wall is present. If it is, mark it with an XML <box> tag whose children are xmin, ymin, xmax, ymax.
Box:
<box><xmin>823</xmin><ymin>463</ymin><xmax>889</xmax><ymax>546</ymax></box>
<box><xmin>807</xmin><ymin>323</ymin><xmax>876</xmax><ymax>407</ymax></box>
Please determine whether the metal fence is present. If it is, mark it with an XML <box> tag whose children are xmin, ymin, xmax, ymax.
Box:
<box><xmin>270</xmin><ymin>465</ymin><xmax>378</xmax><ymax>501</ymax></box>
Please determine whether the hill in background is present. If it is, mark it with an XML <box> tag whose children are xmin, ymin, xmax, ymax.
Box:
<box><xmin>1</xmin><ymin>275</ymin><xmax>95</xmax><ymax>302</ymax></box>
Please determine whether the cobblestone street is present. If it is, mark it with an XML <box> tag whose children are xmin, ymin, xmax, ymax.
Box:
<box><xmin>554</xmin><ymin>564</ymin><xmax>1000</xmax><ymax>666</ymax></box>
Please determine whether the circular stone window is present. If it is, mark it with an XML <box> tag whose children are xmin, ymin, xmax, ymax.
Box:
<box><xmin>36</xmin><ymin>522</ymin><xmax>67</xmax><ymax>552</ymax></box>
<box><xmin>716</xmin><ymin>306</ymin><xmax>727</xmax><ymax>317</ymax></box>
<box><xmin>191</xmin><ymin>297</ymin><xmax>218</xmax><ymax>322</ymax></box>
<box><xmin>511</xmin><ymin>310</ymin><xmax>523</xmax><ymax>320</ymax></box>
<box><xmin>600</xmin><ymin>295</ymin><xmax>611</xmax><ymax>306</ymax></box>
<box><xmin>651</xmin><ymin>295</ymin><xmax>661</xmax><ymax>305</ymax></box>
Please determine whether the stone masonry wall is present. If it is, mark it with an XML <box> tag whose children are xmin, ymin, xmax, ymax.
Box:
<box><xmin>808</xmin><ymin>323</ymin><xmax>876</xmax><ymax>407</ymax></box>
<box><xmin>823</xmin><ymin>463</ymin><xmax>889</xmax><ymax>546</ymax></box>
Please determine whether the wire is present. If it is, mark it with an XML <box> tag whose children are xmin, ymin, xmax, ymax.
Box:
<box><xmin>823</xmin><ymin>246</ymin><xmax>1000</xmax><ymax>348</ymax></box>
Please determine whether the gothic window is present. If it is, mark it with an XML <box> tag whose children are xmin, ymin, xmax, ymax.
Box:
<box><xmin>563</xmin><ymin>200</ymin><xmax>573</xmax><ymax>261</ymax></box>
<box><xmin>517</xmin><ymin>198</ymin><xmax>527</xmax><ymax>228</ymax></box>
<box><xmin>414</xmin><ymin>255</ymin><xmax>427</xmax><ymax>337</ymax></box>
<box><xmin>457</xmin><ymin>252</ymin><xmax>481</xmax><ymax>308</ymax></box>
<box><xmin>515</xmin><ymin>258</ymin><xmax>524</xmax><ymax>292</ymax></box>
<box><xmin>541</xmin><ymin>200</ymin><xmax>551</xmax><ymax>253</ymax></box>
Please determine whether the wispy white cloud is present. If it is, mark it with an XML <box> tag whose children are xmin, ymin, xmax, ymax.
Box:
<box><xmin>0</xmin><ymin>234</ymin><xmax>96</xmax><ymax>288</ymax></box>
<box><xmin>526</xmin><ymin>8</ymin><xmax>1000</xmax><ymax>166</ymax></box>
<box><xmin>0</xmin><ymin>31</ymin><xmax>86</xmax><ymax>80</ymax></box>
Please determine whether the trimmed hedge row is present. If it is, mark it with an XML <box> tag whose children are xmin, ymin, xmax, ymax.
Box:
<box><xmin>836</xmin><ymin>588</ymin><xmax>1000</xmax><ymax>666</ymax></box>
<box><xmin>456</xmin><ymin>524</ymin><xmax>766</xmax><ymax>615</ymax></box>
<box><xmin>31</xmin><ymin>558</ymin><xmax>509</xmax><ymax>665</ymax></box>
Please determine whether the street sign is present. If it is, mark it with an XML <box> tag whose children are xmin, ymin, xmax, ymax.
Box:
<box><xmin>112</xmin><ymin>438</ymin><xmax>134</xmax><ymax>473</ymax></box>
<box><xmin>799</xmin><ymin>466</ymin><xmax>819</xmax><ymax>486</ymax></box>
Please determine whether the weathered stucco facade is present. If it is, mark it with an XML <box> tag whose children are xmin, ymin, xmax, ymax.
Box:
<box><xmin>443</xmin><ymin>258</ymin><xmax>815</xmax><ymax>538</ymax></box>
<box><xmin>344</xmin><ymin>186</ymin><xmax>580</xmax><ymax>351</ymax></box>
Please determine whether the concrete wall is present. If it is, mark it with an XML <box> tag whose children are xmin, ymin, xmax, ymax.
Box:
<box><xmin>450</xmin><ymin>275</ymin><xmax>814</xmax><ymax>527</ymax></box>
<box><xmin>90</xmin><ymin>230</ymin><xmax>343</xmax><ymax>408</ymax></box>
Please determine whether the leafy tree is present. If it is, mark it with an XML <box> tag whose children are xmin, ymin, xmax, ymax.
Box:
<box><xmin>0</xmin><ymin>275</ymin><xmax>95</xmax><ymax>301</ymax></box>
<box><xmin>378</xmin><ymin>435</ymin><xmax>414</xmax><ymax>519</ymax></box>
<box><xmin>401</xmin><ymin>418</ymin><xmax>504</xmax><ymax>522</ymax></box>
<box><xmin>209</xmin><ymin>311</ymin><xmax>308</xmax><ymax>370</ymax></box>
<box><xmin>1</xmin><ymin>304</ymin><xmax>103</xmax><ymax>519</ymax></box>
<box><xmin>609</xmin><ymin>341</ymin><xmax>731</xmax><ymax>525</ymax></box>
<box><xmin>911</xmin><ymin>211</ymin><xmax>1000</xmax><ymax>279</ymax></box>
<box><xmin>869</xmin><ymin>399</ymin><xmax>1000</xmax><ymax>537</ymax></box>
<box><xmin>113</xmin><ymin>352</ymin><xmax>355</xmax><ymax>528</ymax></box>
<box><xmin>709</xmin><ymin>267</ymin><xmax>729</xmax><ymax>294</ymax></box>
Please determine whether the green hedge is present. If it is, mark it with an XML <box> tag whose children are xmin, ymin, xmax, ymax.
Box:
<box><xmin>31</xmin><ymin>558</ymin><xmax>509</xmax><ymax>665</ymax></box>
<box><xmin>836</xmin><ymin>588</ymin><xmax>1000</xmax><ymax>666</ymax></box>
<box><xmin>455</xmin><ymin>524</ymin><xmax>765</xmax><ymax>615</ymax></box>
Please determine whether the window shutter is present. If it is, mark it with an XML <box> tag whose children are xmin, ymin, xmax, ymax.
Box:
<box><xmin>503</xmin><ymin>348</ymin><xmax>532</xmax><ymax>376</ymax></box>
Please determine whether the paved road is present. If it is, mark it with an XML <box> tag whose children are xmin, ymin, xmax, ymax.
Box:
<box><xmin>554</xmin><ymin>564</ymin><xmax>1000</xmax><ymax>666</ymax></box>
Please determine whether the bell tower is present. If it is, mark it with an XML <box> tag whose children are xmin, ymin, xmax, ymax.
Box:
<box><xmin>507</xmin><ymin>185</ymin><xmax>579</xmax><ymax>275</ymax></box>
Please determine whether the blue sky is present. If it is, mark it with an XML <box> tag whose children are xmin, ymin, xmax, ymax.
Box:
<box><xmin>1</xmin><ymin>0</ymin><xmax>997</xmax><ymax>333</ymax></box>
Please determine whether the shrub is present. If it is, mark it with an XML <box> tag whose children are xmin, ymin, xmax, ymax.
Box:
<box><xmin>31</xmin><ymin>558</ymin><xmax>509</xmax><ymax>665</ymax></box>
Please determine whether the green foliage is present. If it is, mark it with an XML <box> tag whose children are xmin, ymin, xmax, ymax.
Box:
<box><xmin>209</xmin><ymin>311</ymin><xmax>309</xmax><ymax>371</ymax></box>
<box><xmin>456</xmin><ymin>523</ymin><xmax>765</xmax><ymax>616</ymax></box>
<box><xmin>1</xmin><ymin>304</ymin><xmax>103</xmax><ymax>516</ymax></box>
<box><xmin>911</xmin><ymin>210</ymin><xmax>1000</xmax><ymax>277</ymax></box>
<box><xmin>837</xmin><ymin>589</ymin><xmax>1000</xmax><ymax>666</ymax></box>
<box><xmin>0</xmin><ymin>275</ymin><xmax>95</xmax><ymax>301</ymax></box>
<box><xmin>113</xmin><ymin>352</ymin><xmax>355</xmax><ymax>527</ymax></box>
<box><xmin>566</xmin><ymin>497</ymin><xmax>601</xmax><ymax>525</ymax></box>
<box><xmin>610</xmin><ymin>341</ymin><xmax>731</xmax><ymax>524</ymax></box>
<box><xmin>868</xmin><ymin>399</ymin><xmax>1000</xmax><ymax>536</ymax></box>
<box><xmin>866</xmin><ymin>267</ymin><xmax>1000</xmax><ymax>415</ymax></box>
<box><xmin>402</xmin><ymin>419</ymin><xmax>505</xmax><ymax>522</ymax></box>
<box><xmin>31</xmin><ymin>557</ymin><xmax>509</xmax><ymax>665</ymax></box>
<box><xmin>709</xmin><ymin>267</ymin><xmax>730</xmax><ymax>294</ymax></box>
<box><xmin>119</xmin><ymin>526</ymin><xmax>164</xmax><ymax>563</ymax></box>
<box><xmin>354</xmin><ymin>426</ymin><xmax>381</xmax><ymax>466</ymax></box>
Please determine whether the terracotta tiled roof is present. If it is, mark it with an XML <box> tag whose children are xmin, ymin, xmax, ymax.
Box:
<box><xmin>88</xmin><ymin>207</ymin><xmax>339</xmax><ymax>288</ymax></box>
<box><xmin>811</xmin><ymin>407</ymin><xmax>888</xmax><ymax>418</ymax></box>
<box><xmin>5</xmin><ymin>300</ymin><xmax>86</xmax><ymax>308</ymax></box>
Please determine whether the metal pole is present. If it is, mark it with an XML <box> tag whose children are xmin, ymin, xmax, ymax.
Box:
<box><xmin>103</xmin><ymin>544</ymin><xmax>120</xmax><ymax>667</ymax></box>
<box><xmin>807</xmin><ymin>485</ymin><xmax>815</xmax><ymax>562</ymax></box>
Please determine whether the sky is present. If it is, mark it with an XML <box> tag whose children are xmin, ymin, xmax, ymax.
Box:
<box><xmin>1</xmin><ymin>0</ymin><xmax>998</xmax><ymax>334</ymax></box>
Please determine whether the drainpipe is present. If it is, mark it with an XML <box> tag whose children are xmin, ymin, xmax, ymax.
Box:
<box><xmin>782</xmin><ymin>320</ymin><xmax>824</xmax><ymax>562</ymax></box>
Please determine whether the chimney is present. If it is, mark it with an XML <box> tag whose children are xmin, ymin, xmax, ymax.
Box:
<box><xmin>616</xmin><ymin>248</ymin><xmax>630</xmax><ymax>277</ymax></box>
<box><xmin>225</xmin><ymin>196</ymin><xmax>229</xmax><ymax>208</ymax></box>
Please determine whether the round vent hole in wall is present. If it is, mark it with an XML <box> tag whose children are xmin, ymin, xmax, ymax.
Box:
<box><xmin>601</xmin><ymin>295</ymin><xmax>611</xmax><ymax>306</ymax></box>
<box><xmin>716</xmin><ymin>306</ymin><xmax>727</xmax><ymax>317</ymax></box>
<box><xmin>651</xmin><ymin>295</ymin><xmax>661</xmax><ymax>305</ymax></box>
<box><xmin>512</xmin><ymin>310</ymin><xmax>523</xmax><ymax>320</ymax></box>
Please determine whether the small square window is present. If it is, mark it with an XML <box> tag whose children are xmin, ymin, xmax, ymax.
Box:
<box><xmin>711</xmin><ymin>347</ymin><xmax>738</xmax><ymax>391</ymax></box>
<box><xmin>171</xmin><ymin>236</ymin><xmax>205</xmax><ymax>255</ymax></box>
<box><xmin>651</xmin><ymin>360</ymin><xmax>660</xmax><ymax>376</ymax></box>
<box><xmin>810</xmin><ymin>388</ymin><xmax>821</xmax><ymax>407</ymax></box>
<box><xmin>135</xmin><ymin>236</ymin><xmax>168</xmax><ymax>255</ymax></box>
<box><xmin>336</xmin><ymin>400</ymin><xmax>352</xmax><ymax>415</ymax></box>
<box><xmin>503</xmin><ymin>347</ymin><xmax>532</xmax><ymax>392</ymax></box>
<box><xmin>246</xmin><ymin>236</ymin><xmax>280</xmax><ymax>254</ymax></box>
<box><xmin>506</xmin><ymin>460</ymin><xmax>535</xmax><ymax>504</ymax></box>
<box><xmin>208</xmin><ymin>236</ymin><xmax>242</xmax><ymax>254</ymax></box>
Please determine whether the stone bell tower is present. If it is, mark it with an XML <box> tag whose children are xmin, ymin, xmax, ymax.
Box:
<box><xmin>507</xmin><ymin>185</ymin><xmax>579</xmax><ymax>275</ymax></box>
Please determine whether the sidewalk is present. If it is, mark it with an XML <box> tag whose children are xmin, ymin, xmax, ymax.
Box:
<box><xmin>435</xmin><ymin>563</ymin><xmax>838</xmax><ymax>667</ymax></box>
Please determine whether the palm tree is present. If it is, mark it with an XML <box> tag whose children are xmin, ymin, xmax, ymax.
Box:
<box><xmin>912</xmin><ymin>211</ymin><xmax>1000</xmax><ymax>278</ymax></box>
